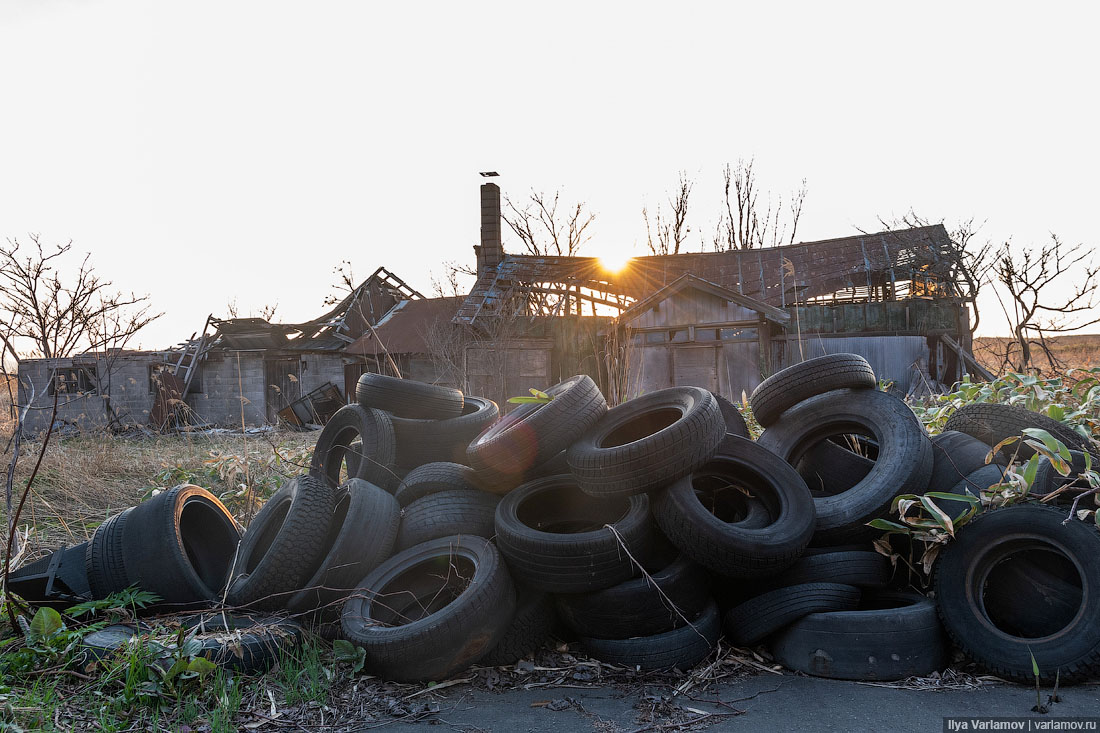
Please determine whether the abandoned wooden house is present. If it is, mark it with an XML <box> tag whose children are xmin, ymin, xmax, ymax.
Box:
<box><xmin>454</xmin><ymin>182</ymin><xmax>989</xmax><ymax>406</ymax></box>
<box><xmin>16</xmin><ymin>181</ymin><xmax>988</xmax><ymax>432</ymax></box>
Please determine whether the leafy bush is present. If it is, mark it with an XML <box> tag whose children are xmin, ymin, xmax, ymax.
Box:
<box><xmin>911</xmin><ymin>368</ymin><xmax>1100</xmax><ymax>442</ymax></box>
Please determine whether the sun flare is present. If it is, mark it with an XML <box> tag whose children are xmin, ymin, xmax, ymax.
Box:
<box><xmin>598</xmin><ymin>253</ymin><xmax>633</xmax><ymax>273</ymax></box>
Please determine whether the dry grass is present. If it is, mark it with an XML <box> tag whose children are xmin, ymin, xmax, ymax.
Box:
<box><xmin>974</xmin><ymin>334</ymin><xmax>1100</xmax><ymax>375</ymax></box>
<box><xmin>2</xmin><ymin>427</ymin><xmax>317</xmax><ymax>563</ymax></box>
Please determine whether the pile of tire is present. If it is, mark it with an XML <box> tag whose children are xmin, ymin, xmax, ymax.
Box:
<box><xmin>23</xmin><ymin>357</ymin><xmax>1098</xmax><ymax>685</ymax></box>
<box><xmin>284</xmin><ymin>361</ymin><xmax>954</xmax><ymax>682</ymax></box>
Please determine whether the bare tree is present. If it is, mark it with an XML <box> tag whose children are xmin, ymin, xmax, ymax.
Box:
<box><xmin>504</xmin><ymin>190</ymin><xmax>595</xmax><ymax>257</ymax></box>
<box><xmin>0</xmin><ymin>235</ymin><xmax>160</xmax><ymax>364</ymax></box>
<box><xmin>714</xmin><ymin>158</ymin><xmax>806</xmax><ymax>250</ymax></box>
<box><xmin>643</xmin><ymin>172</ymin><xmax>693</xmax><ymax>255</ymax></box>
<box><xmin>993</xmin><ymin>235</ymin><xmax>1100</xmax><ymax>372</ymax></box>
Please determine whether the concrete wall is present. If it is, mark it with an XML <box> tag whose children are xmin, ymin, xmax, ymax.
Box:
<box><xmin>17</xmin><ymin>349</ymin><xmax>356</xmax><ymax>432</ymax></box>
<box><xmin>186</xmin><ymin>351</ymin><xmax>267</xmax><ymax>426</ymax></box>
<box><xmin>17</xmin><ymin>353</ymin><xmax>175</xmax><ymax>433</ymax></box>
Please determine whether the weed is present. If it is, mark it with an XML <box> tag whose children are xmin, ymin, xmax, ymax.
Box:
<box><xmin>277</xmin><ymin>638</ymin><xmax>331</xmax><ymax>706</ymax></box>
<box><xmin>207</xmin><ymin>669</ymin><xmax>242</xmax><ymax>733</ymax></box>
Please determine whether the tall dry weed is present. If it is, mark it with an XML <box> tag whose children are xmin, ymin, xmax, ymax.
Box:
<box><xmin>1</xmin><ymin>427</ymin><xmax>316</xmax><ymax>563</ymax></box>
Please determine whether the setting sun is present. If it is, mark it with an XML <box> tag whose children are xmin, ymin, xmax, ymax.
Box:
<box><xmin>598</xmin><ymin>253</ymin><xmax>633</xmax><ymax>273</ymax></box>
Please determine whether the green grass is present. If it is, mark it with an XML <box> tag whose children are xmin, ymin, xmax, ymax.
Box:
<box><xmin>276</xmin><ymin>638</ymin><xmax>331</xmax><ymax>706</ymax></box>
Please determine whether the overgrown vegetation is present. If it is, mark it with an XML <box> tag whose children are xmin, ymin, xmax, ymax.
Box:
<box><xmin>879</xmin><ymin>369</ymin><xmax>1100</xmax><ymax>582</ymax></box>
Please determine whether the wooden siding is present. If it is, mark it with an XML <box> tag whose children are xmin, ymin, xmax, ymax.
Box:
<box><xmin>465</xmin><ymin>339</ymin><xmax>553</xmax><ymax>412</ymax></box>
<box><xmin>626</xmin><ymin>289</ymin><xmax>761</xmax><ymax>329</ymax></box>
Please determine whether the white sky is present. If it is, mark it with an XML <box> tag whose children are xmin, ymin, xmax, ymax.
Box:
<box><xmin>2</xmin><ymin>1</ymin><xmax>1098</xmax><ymax>349</ymax></box>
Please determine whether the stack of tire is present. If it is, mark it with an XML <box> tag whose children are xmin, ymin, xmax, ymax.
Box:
<box><xmin>323</xmin><ymin>358</ymin><xmax>950</xmax><ymax>681</ymax></box>
<box><xmin>32</xmin><ymin>355</ymin><xmax>1098</xmax><ymax>685</ymax></box>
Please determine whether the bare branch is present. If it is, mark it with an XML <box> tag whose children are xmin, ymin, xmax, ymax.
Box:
<box><xmin>503</xmin><ymin>189</ymin><xmax>595</xmax><ymax>257</ymax></box>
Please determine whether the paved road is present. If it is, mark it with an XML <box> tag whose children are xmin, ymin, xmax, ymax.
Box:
<box><xmin>367</xmin><ymin>674</ymin><xmax>1100</xmax><ymax>733</ymax></box>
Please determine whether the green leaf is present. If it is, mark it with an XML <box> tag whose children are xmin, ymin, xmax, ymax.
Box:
<box><xmin>1047</xmin><ymin>404</ymin><xmax>1066</xmax><ymax>422</ymax></box>
<box><xmin>333</xmin><ymin>639</ymin><xmax>358</xmax><ymax>661</ymax></box>
<box><xmin>924</xmin><ymin>491</ymin><xmax>980</xmax><ymax>506</ymax></box>
<box><xmin>1023</xmin><ymin>456</ymin><xmax>1040</xmax><ymax>487</ymax></box>
<box><xmin>919</xmin><ymin>496</ymin><xmax>955</xmax><ymax>536</ymax></box>
<box><xmin>891</xmin><ymin>494</ymin><xmax>921</xmax><ymax>512</ymax></box>
<box><xmin>333</xmin><ymin>639</ymin><xmax>366</xmax><ymax>675</ymax></box>
<box><xmin>867</xmin><ymin>518</ymin><xmax>910</xmax><ymax>533</ymax></box>
<box><xmin>1022</xmin><ymin>428</ymin><xmax>1071</xmax><ymax>462</ymax></box>
<box><xmin>29</xmin><ymin>607</ymin><xmax>64</xmax><ymax>640</ymax></box>
<box><xmin>1030</xmin><ymin>648</ymin><xmax>1040</xmax><ymax>678</ymax></box>
<box><xmin>164</xmin><ymin>657</ymin><xmax>189</xmax><ymax>683</ymax></box>
<box><xmin>187</xmin><ymin>657</ymin><xmax>216</xmax><ymax>678</ymax></box>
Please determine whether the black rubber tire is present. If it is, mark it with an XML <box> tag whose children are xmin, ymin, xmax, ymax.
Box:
<box><xmin>927</xmin><ymin>430</ymin><xmax>1004</xmax><ymax>492</ymax></box>
<box><xmin>725</xmin><ymin>583</ymin><xmax>861</xmax><ymax>647</ymax></box>
<box><xmin>771</xmin><ymin>590</ymin><xmax>947</xmax><ymax>681</ymax></box>
<box><xmin>356</xmin><ymin>373</ymin><xmax>464</xmax><ymax>420</ymax></box>
<box><xmin>933</xmin><ymin>503</ymin><xmax>1100</xmax><ymax>684</ymax></box>
<box><xmin>712</xmin><ymin>392</ymin><xmax>750</xmax><ymax>439</ymax></box>
<box><xmin>769</xmin><ymin>551</ymin><xmax>890</xmax><ymax>589</ymax></box>
<box><xmin>311</xmin><ymin>404</ymin><xmax>398</xmax><ymax>491</ymax></box>
<box><xmin>468</xmin><ymin>376</ymin><xmax>607</xmax><ymax>487</ymax></box>
<box><xmin>757</xmin><ymin>388</ymin><xmax>934</xmax><ymax>545</ymax></box>
<box><xmin>795</xmin><ymin>439</ymin><xmax>876</xmax><ymax>497</ymax></box>
<box><xmin>285</xmin><ymin>479</ymin><xmax>400</xmax><ymax>618</ymax></box>
<box><xmin>470</xmin><ymin>449</ymin><xmax>573</xmax><ymax>496</ymax></box>
<box><xmin>80</xmin><ymin>616</ymin><xmax>302</xmax><ymax>675</ymax></box>
<box><xmin>750</xmin><ymin>353</ymin><xmax>876</xmax><ymax>428</ymax></box>
<box><xmin>8</xmin><ymin>543</ymin><xmax>91</xmax><ymax>608</ymax></box>
<box><xmin>935</xmin><ymin>464</ymin><xmax>1006</xmax><ymax>517</ymax></box>
<box><xmin>1032</xmin><ymin>450</ymin><xmax>1093</xmax><ymax>502</ymax></box>
<box><xmin>580</xmin><ymin>599</ymin><xmax>720</xmax><ymax>671</ymax></box>
<box><xmin>394</xmin><ymin>462</ymin><xmax>481</xmax><ymax>508</ymax></box>
<box><xmin>86</xmin><ymin>509</ymin><xmax>133</xmax><ymax>600</ymax></box>
<box><xmin>555</xmin><ymin>553</ymin><xmax>709</xmax><ymax>639</ymax></box>
<box><xmin>944</xmin><ymin>403</ymin><xmax>1095</xmax><ymax>461</ymax></box>
<box><xmin>226</xmin><ymin>475</ymin><xmax>334</xmax><ymax>611</ymax></box>
<box><xmin>120</xmin><ymin>485</ymin><xmax>241</xmax><ymax>609</ymax></box>
<box><xmin>653</xmin><ymin>435</ymin><xmax>816</xmax><ymax>578</ymax></box>
<box><xmin>395</xmin><ymin>489</ymin><xmax>500</xmax><ymax>552</ymax></box>
<box><xmin>184</xmin><ymin>614</ymin><xmax>303</xmax><ymax>674</ymax></box>
<box><xmin>567</xmin><ymin>386</ymin><xmax>724</xmax><ymax>498</ymax></box>
<box><xmin>478</xmin><ymin>587</ymin><xmax>556</xmax><ymax>667</ymax></box>
<box><xmin>80</xmin><ymin>623</ymin><xmax>160</xmax><ymax>661</ymax></box>
<box><xmin>980</xmin><ymin>554</ymin><xmax>1084</xmax><ymax>643</ymax></box>
<box><xmin>341</xmin><ymin>535</ymin><xmax>516</xmax><ymax>682</ymax></box>
<box><xmin>390</xmin><ymin>395</ymin><xmax>500</xmax><ymax>468</ymax></box>
<box><xmin>494</xmin><ymin>475</ymin><xmax>653</xmax><ymax>594</ymax></box>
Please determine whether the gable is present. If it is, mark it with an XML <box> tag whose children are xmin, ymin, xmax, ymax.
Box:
<box><xmin>623</xmin><ymin>287</ymin><xmax>765</xmax><ymax>329</ymax></box>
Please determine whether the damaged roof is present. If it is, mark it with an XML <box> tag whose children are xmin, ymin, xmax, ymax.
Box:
<box><xmin>455</xmin><ymin>224</ymin><xmax>955</xmax><ymax>325</ymax></box>
<box><xmin>210</xmin><ymin>266</ymin><xmax>424</xmax><ymax>352</ymax></box>
<box><xmin>347</xmin><ymin>296</ymin><xmax>463</xmax><ymax>356</ymax></box>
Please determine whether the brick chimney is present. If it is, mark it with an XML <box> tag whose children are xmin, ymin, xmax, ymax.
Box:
<box><xmin>476</xmin><ymin>182</ymin><xmax>503</xmax><ymax>278</ymax></box>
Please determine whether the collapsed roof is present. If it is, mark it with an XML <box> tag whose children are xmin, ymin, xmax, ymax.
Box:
<box><xmin>209</xmin><ymin>266</ymin><xmax>423</xmax><ymax>351</ymax></box>
<box><xmin>455</xmin><ymin>224</ymin><xmax>958</xmax><ymax>326</ymax></box>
